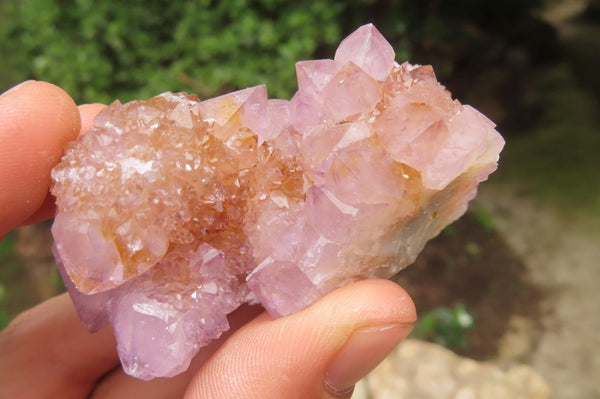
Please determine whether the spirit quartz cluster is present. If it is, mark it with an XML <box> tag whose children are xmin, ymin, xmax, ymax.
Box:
<box><xmin>51</xmin><ymin>24</ymin><xmax>504</xmax><ymax>380</ymax></box>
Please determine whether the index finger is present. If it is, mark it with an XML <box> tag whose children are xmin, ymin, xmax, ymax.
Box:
<box><xmin>0</xmin><ymin>82</ymin><xmax>107</xmax><ymax>237</ymax></box>
<box><xmin>0</xmin><ymin>81</ymin><xmax>80</xmax><ymax>238</ymax></box>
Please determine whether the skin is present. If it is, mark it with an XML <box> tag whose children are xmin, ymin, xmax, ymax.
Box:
<box><xmin>0</xmin><ymin>81</ymin><xmax>417</xmax><ymax>399</ymax></box>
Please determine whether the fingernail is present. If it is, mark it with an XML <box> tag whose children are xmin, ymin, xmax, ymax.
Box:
<box><xmin>1</xmin><ymin>80</ymin><xmax>35</xmax><ymax>97</ymax></box>
<box><xmin>324</xmin><ymin>323</ymin><xmax>413</xmax><ymax>396</ymax></box>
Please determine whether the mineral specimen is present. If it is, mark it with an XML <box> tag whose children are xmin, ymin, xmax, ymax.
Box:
<box><xmin>51</xmin><ymin>24</ymin><xmax>504</xmax><ymax>380</ymax></box>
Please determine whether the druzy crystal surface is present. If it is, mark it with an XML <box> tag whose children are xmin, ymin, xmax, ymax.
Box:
<box><xmin>51</xmin><ymin>24</ymin><xmax>504</xmax><ymax>380</ymax></box>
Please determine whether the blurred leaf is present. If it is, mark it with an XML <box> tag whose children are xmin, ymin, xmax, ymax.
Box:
<box><xmin>465</xmin><ymin>241</ymin><xmax>482</xmax><ymax>259</ymax></box>
<box><xmin>442</xmin><ymin>223</ymin><xmax>458</xmax><ymax>238</ymax></box>
<box><xmin>0</xmin><ymin>284</ymin><xmax>8</xmax><ymax>331</ymax></box>
<box><xmin>413</xmin><ymin>304</ymin><xmax>475</xmax><ymax>350</ymax></box>
<box><xmin>52</xmin><ymin>270</ymin><xmax>67</xmax><ymax>293</ymax></box>
<box><xmin>0</xmin><ymin>309</ymin><xmax>10</xmax><ymax>331</ymax></box>
<box><xmin>473</xmin><ymin>208</ymin><xmax>496</xmax><ymax>232</ymax></box>
<box><xmin>0</xmin><ymin>232</ymin><xmax>16</xmax><ymax>258</ymax></box>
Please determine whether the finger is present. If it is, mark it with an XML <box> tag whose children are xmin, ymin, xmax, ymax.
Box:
<box><xmin>0</xmin><ymin>293</ymin><xmax>119</xmax><ymax>399</ymax></box>
<box><xmin>0</xmin><ymin>81</ymin><xmax>80</xmax><ymax>238</ymax></box>
<box><xmin>89</xmin><ymin>304</ymin><xmax>264</xmax><ymax>399</ymax></box>
<box><xmin>21</xmin><ymin>103</ymin><xmax>107</xmax><ymax>225</ymax></box>
<box><xmin>185</xmin><ymin>279</ymin><xmax>416</xmax><ymax>399</ymax></box>
<box><xmin>78</xmin><ymin>103</ymin><xmax>107</xmax><ymax>137</ymax></box>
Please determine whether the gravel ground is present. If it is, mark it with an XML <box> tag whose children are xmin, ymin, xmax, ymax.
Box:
<box><xmin>476</xmin><ymin>185</ymin><xmax>600</xmax><ymax>399</ymax></box>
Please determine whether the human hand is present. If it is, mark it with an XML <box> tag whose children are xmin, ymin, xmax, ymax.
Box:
<box><xmin>0</xmin><ymin>81</ymin><xmax>416</xmax><ymax>399</ymax></box>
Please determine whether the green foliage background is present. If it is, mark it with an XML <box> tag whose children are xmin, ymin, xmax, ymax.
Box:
<box><xmin>0</xmin><ymin>233</ymin><xmax>17</xmax><ymax>330</ymax></box>
<box><xmin>0</xmin><ymin>0</ymin><xmax>349</xmax><ymax>102</ymax></box>
<box><xmin>0</xmin><ymin>0</ymin><xmax>544</xmax><ymax>104</ymax></box>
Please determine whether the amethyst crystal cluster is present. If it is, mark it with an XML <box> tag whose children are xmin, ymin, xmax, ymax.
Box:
<box><xmin>51</xmin><ymin>24</ymin><xmax>504</xmax><ymax>379</ymax></box>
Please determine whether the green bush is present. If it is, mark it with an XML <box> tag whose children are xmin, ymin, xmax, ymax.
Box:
<box><xmin>0</xmin><ymin>0</ymin><xmax>346</xmax><ymax>103</ymax></box>
<box><xmin>1</xmin><ymin>0</ymin><xmax>545</xmax><ymax>104</ymax></box>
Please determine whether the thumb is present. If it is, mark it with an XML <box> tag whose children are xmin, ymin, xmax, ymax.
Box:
<box><xmin>184</xmin><ymin>279</ymin><xmax>416</xmax><ymax>399</ymax></box>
